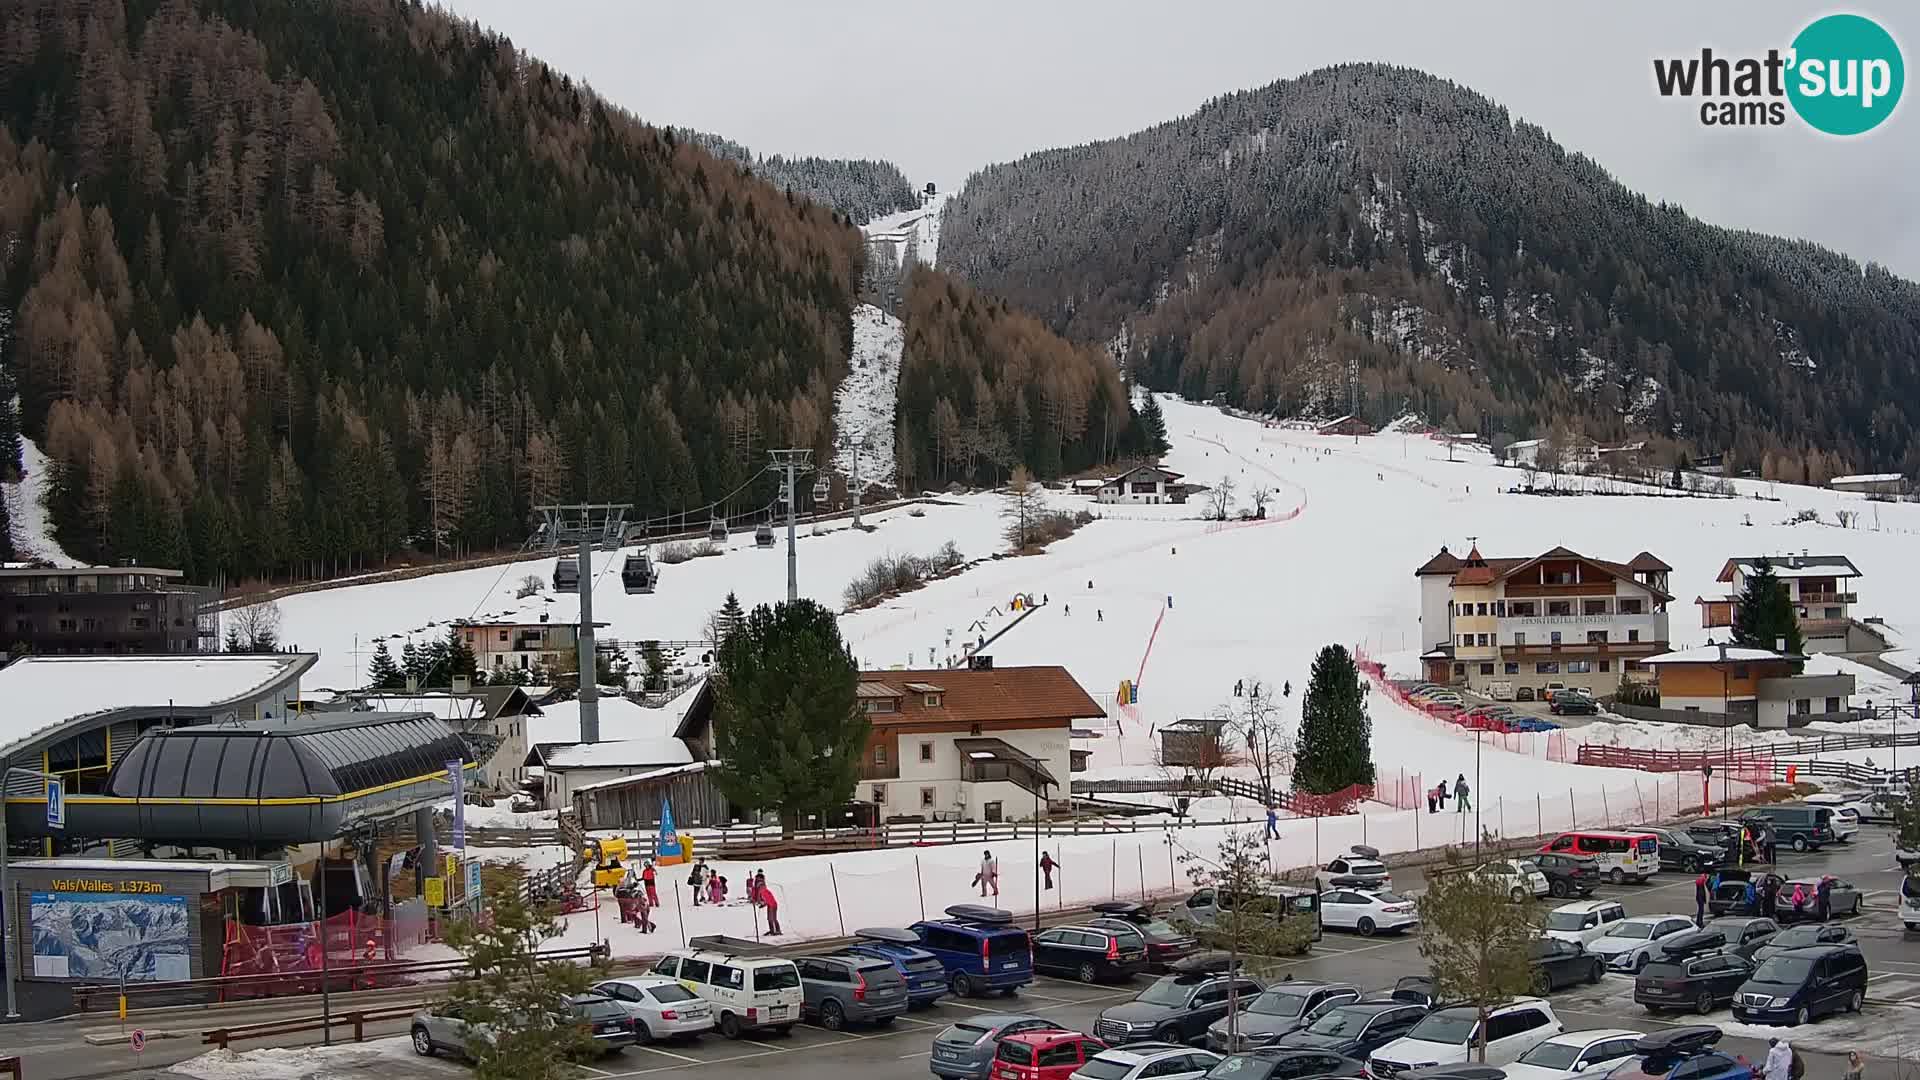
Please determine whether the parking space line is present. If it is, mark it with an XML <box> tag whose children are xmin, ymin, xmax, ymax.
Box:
<box><xmin>577</xmin><ymin>1065</ymin><xmax>618</xmax><ymax>1077</ymax></box>
<box><xmin>628</xmin><ymin>1044</ymin><xmax>702</xmax><ymax>1063</ymax></box>
<box><xmin>738</xmin><ymin>1038</ymin><xmax>784</xmax><ymax>1050</ymax></box>
<box><xmin>892</xmin><ymin>1015</ymin><xmax>942</xmax><ymax>1027</ymax></box>
<box><xmin>939</xmin><ymin>1000</ymin><xmax>1006</xmax><ymax>1013</ymax></box>
<box><xmin>900</xmin><ymin>1050</ymin><xmax>934</xmax><ymax>1059</ymax></box>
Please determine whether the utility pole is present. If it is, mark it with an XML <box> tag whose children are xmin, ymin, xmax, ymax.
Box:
<box><xmin>768</xmin><ymin>450</ymin><xmax>814</xmax><ymax>603</ymax></box>
<box><xmin>577</xmin><ymin>536</ymin><xmax>599</xmax><ymax>743</ymax></box>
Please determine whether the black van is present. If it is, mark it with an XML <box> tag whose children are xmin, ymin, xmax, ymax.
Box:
<box><xmin>1731</xmin><ymin>944</ymin><xmax>1868</xmax><ymax>1025</ymax></box>
<box><xmin>1742</xmin><ymin>804</ymin><xmax>1836</xmax><ymax>852</ymax></box>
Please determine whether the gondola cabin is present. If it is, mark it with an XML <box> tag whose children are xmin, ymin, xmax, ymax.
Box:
<box><xmin>621</xmin><ymin>551</ymin><xmax>657</xmax><ymax>594</ymax></box>
<box><xmin>811</xmin><ymin>476</ymin><xmax>830</xmax><ymax>502</ymax></box>
<box><xmin>552</xmin><ymin>557</ymin><xmax>580</xmax><ymax>593</ymax></box>
<box><xmin>754</xmin><ymin>522</ymin><xmax>775</xmax><ymax>548</ymax></box>
<box><xmin>706</xmin><ymin>516</ymin><xmax>728</xmax><ymax>544</ymax></box>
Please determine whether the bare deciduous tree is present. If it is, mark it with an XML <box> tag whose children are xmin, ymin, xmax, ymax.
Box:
<box><xmin>1206</xmin><ymin>475</ymin><xmax>1237</xmax><ymax>520</ymax></box>
<box><xmin>1248</xmin><ymin>486</ymin><xmax>1274</xmax><ymax>518</ymax></box>
<box><xmin>225</xmin><ymin>599</ymin><xmax>282</xmax><ymax>653</ymax></box>
<box><xmin>1218</xmin><ymin>678</ymin><xmax>1294</xmax><ymax>805</ymax></box>
<box><xmin>1002</xmin><ymin>464</ymin><xmax>1042</xmax><ymax>550</ymax></box>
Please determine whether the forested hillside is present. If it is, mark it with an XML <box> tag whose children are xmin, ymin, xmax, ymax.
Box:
<box><xmin>941</xmin><ymin>64</ymin><xmax>1920</xmax><ymax>480</ymax></box>
<box><xmin>681</xmin><ymin>131</ymin><xmax>919</xmax><ymax>225</ymax></box>
<box><xmin>0</xmin><ymin>0</ymin><xmax>867</xmax><ymax>582</ymax></box>
<box><xmin>893</xmin><ymin>265</ymin><xmax>1156</xmax><ymax>491</ymax></box>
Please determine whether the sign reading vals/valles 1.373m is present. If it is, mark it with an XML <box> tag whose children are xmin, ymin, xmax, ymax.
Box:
<box><xmin>47</xmin><ymin>879</ymin><xmax>168</xmax><ymax>894</ymax></box>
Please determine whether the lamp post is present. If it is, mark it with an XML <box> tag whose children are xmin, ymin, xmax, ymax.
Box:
<box><xmin>1473</xmin><ymin>727</ymin><xmax>1484</xmax><ymax>862</ymax></box>
<box><xmin>0</xmin><ymin>763</ymin><xmax>60</xmax><ymax>1020</ymax></box>
<box><xmin>1717</xmin><ymin>642</ymin><xmax>1730</xmax><ymax>819</ymax></box>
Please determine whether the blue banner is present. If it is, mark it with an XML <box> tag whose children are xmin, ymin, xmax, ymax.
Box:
<box><xmin>447</xmin><ymin>758</ymin><xmax>466</xmax><ymax>850</ymax></box>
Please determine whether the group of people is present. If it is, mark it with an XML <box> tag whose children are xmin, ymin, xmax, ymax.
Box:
<box><xmin>1694</xmin><ymin>870</ymin><xmax>1845</xmax><ymax>926</ymax></box>
<box><xmin>1425</xmin><ymin>774</ymin><xmax>1472</xmax><ymax>813</ymax></box>
<box><xmin>607</xmin><ymin>860</ymin><xmax>781</xmax><ymax>935</ymax></box>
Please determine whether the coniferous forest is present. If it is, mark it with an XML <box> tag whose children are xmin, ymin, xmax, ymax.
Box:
<box><xmin>941</xmin><ymin>64</ymin><xmax>1920</xmax><ymax>480</ymax></box>
<box><xmin>0</xmin><ymin>0</ymin><xmax>867</xmax><ymax>581</ymax></box>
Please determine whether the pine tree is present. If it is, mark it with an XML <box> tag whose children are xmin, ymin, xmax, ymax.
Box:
<box><xmin>1732</xmin><ymin>556</ymin><xmax>1805</xmax><ymax>661</ymax></box>
<box><xmin>445</xmin><ymin>626</ymin><xmax>478</xmax><ymax>683</ymax></box>
<box><xmin>1138</xmin><ymin>394</ymin><xmax>1170</xmax><ymax>455</ymax></box>
<box><xmin>709</xmin><ymin>599</ymin><xmax>866</xmax><ymax>835</ymax></box>
<box><xmin>1294</xmin><ymin>643</ymin><xmax>1374</xmax><ymax>793</ymax></box>
<box><xmin>709</xmin><ymin>591</ymin><xmax>746</xmax><ymax>645</ymax></box>
<box><xmin>1416</xmin><ymin>847</ymin><xmax>1544</xmax><ymax>1062</ymax></box>
<box><xmin>641</xmin><ymin>640</ymin><xmax>667</xmax><ymax>692</ymax></box>
<box><xmin>400</xmin><ymin>640</ymin><xmax>427</xmax><ymax>687</ymax></box>
<box><xmin>366</xmin><ymin>639</ymin><xmax>403</xmax><ymax>689</ymax></box>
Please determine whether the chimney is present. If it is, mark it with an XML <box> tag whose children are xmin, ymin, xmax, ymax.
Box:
<box><xmin>1775</xmin><ymin>637</ymin><xmax>1786</xmax><ymax>654</ymax></box>
<box><xmin>452</xmin><ymin>674</ymin><xmax>471</xmax><ymax>694</ymax></box>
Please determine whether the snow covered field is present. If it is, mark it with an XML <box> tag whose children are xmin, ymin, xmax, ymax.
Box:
<box><xmin>831</xmin><ymin>303</ymin><xmax>904</xmax><ymax>484</ymax></box>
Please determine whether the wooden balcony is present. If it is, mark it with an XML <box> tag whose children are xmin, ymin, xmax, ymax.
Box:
<box><xmin>1502</xmin><ymin>581</ymin><xmax>1616</xmax><ymax>597</ymax></box>
<box><xmin>1795</xmin><ymin>592</ymin><xmax>1857</xmax><ymax>605</ymax></box>
<box><xmin>1500</xmin><ymin>640</ymin><xmax>1667</xmax><ymax>658</ymax></box>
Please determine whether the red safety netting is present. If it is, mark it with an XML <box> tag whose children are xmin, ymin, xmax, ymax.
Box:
<box><xmin>219</xmin><ymin>902</ymin><xmax>431</xmax><ymax>998</ymax></box>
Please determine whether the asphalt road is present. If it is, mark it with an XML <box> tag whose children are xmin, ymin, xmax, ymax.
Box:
<box><xmin>12</xmin><ymin>824</ymin><xmax>1917</xmax><ymax>1080</ymax></box>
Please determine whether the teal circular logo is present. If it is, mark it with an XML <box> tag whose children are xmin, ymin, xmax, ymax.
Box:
<box><xmin>1787</xmin><ymin>14</ymin><xmax>1904</xmax><ymax>135</ymax></box>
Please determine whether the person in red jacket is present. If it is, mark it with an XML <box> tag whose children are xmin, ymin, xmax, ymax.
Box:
<box><xmin>761</xmin><ymin>880</ymin><xmax>782</xmax><ymax>935</ymax></box>
<box><xmin>641</xmin><ymin>860</ymin><xmax>659</xmax><ymax>906</ymax></box>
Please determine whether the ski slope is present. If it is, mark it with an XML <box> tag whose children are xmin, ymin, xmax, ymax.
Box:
<box><xmin>279</xmin><ymin>395</ymin><xmax>1920</xmax><ymax>809</ymax></box>
<box><xmin>830</xmin><ymin>303</ymin><xmax>903</xmax><ymax>484</ymax></box>
<box><xmin>863</xmin><ymin>191</ymin><xmax>948</xmax><ymax>267</ymax></box>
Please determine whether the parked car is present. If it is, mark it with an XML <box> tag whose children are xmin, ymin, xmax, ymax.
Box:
<box><xmin>1318</xmin><ymin>890</ymin><xmax>1419</xmax><ymax>936</ymax></box>
<box><xmin>1585</xmin><ymin>915</ymin><xmax>1697</xmax><ymax>974</ymax></box>
<box><xmin>930</xmin><ymin>1014</ymin><xmax>1066</xmax><ymax>1080</ymax></box>
<box><xmin>1531</xmin><ymin>853</ymin><xmax>1601</xmax><ymax>899</ymax></box>
<box><xmin>1701</xmin><ymin>916</ymin><xmax>1780</xmax><ymax>962</ymax></box>
<box><xmin>1778</xmin><ymin>876</ymin><xmax>1862</xmax><ymax>920</ymax></box>
<box><xmin>591</xmin><ymin>976</ymin><xmax>716</xmax><ymax>1041</ymax></box>
<box><xmin>1527</xmin><ymin>938</ymin><xmax>1604</xmax><ymax>993</ymax></box>
<box><xmin>1315</xmin><ymin>847</ymin><xmax>1392</xmax><ymax>892</ymax></box>
<box><xmin>1706</xmin><ymin>869</ymin><xmax>1778</xmax><ymax>917</ymax></box>
<box><xmin>1750</xmin><ymin>922</ymin><xmax>1855</xmax><ymax>964</ymax></box>
<box><xmin>1275</xmin><ymin>1001</ymin><xmax>1429</xmax><ymax>1060</ymax></box>
<box><xmin>911</xmin><ymin>904</ymin><xmax>1036</xmax><ymax>998</ymax></box>
<box><xmin>1201</xmin><ymin>1048</ymin><xmax>1367</xmax><ymax>1080</ymax></box>
<box><xmin>1634</xmin><ymin>944</ymin><xmax>1751</xmax><ymax>1015</ymax></box>
<box><xmin>1091</xmin><ymin>903</ymin><xmax>1200</xmax><ymax>972</ymax></box>
<box><xmin>1732</xmin><ymin>944</ymin><xmax>1869</xmax><ymax>1025</ymax></box>
<box><xmin>1501</xmin><ymin>1028</ymin><xmax>1644</xmax><ymax>1080</ymax></box>
<box><xmin>841</xmin><ymin>927</ymin><xmax>950</xmax><ymax>1007</ymax></box>
<box><xmin>1071</xmin><ymin>1043</ymin><xmax>1220</xmax><ymax>1080</ymax></box>
<box><xmin>1860</xmin><ymin>791</ymin><xmax>1904</xmax><ymax>824</ymax></box>
<box><xmin>1174</xmin><ymin>887</ymin><xmax>1322</xmax><ymax>950</ymax></box>
<box><xmin>1032</xmin><ymin>925</ymin><xmax>1150</xmax><ymax>984</ymax></box>
<box><xmin>1549</xmin><ymin>695</ymin><xmax>1599</xmax><ymax>716</ymax></box>
<box><xmin>1203</xmin><ymin>981</ymin><xmax>1361</xmax><ymax>1052</ymax></box>
<box><xmin>1516</xmin><ymin>687</ymin><xmax>1538</xmax><ymax>702</ymax></box>
<box><xmin>1625</xmin><ymin>826</ymin><xmax>1724</xmax><ymax>873</ymax></box>
<box><xmin>1467</xmin><ymin>859</ymin><xmax>1551</xmax><ymax>902</ymax></box>
<box><xmin>1096</xmin><ymin>956</ymin><xmax>1264</xmax><ymax>1047</ymax></box>
<box><xmin>796</xmin><ymin>953</ymin><xmax>910</xmax><ymax>1029</ymax></box>
<box><xmin>411</xmin><ymin>993</ymin><xmax>640</xmax><ymax>1059</ymax></box>
<box><xmin>1742</xmin><ymin>804</ymin><xmax>1839</xmax><ymax>852</ymax></box>
<box><xmin>1542</xmin><ymin>900</ymin><xmax>1628</xmax><ymax>947</ymax></box>
<box><xmin>1800</xmin><ymin>794</ymin><xmax>1864</xmax><ymax>840</ymax></box>
<box><xmin>993</xmin><ymin>1030</ymin><xmax>1109</xmax><ymax>1080</ymax></box>
<box><xmin>1600</xmin><ymin>1027</ymin><xmax>1748</xmax><ymax>1080</ymax></box>
<box><xmin>1368</xmin><ymin>999</ymin><xmax>1563</xmax><ymax>1075</ymax></box>
<box><xmin>1904</xmin><ymin>872</ymin><xmax>1920</xmax><ymax>932</ymax></box>
<box><xmin>1538</xmin><ymin>830</ymin><xmax>1659</xmax><ymax>885</ymax></box>
<box><xmin>650</xmin><ymin>938</ymin><xmax>803</xmax><ymax>1038</ymax></box>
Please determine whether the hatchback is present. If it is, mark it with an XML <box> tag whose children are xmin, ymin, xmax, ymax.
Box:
<box><xmin>843</xmin><ymin>926</ymin><xmax>951</xmax><ymax>1007</ymax></box>
<box><xmin>1597</xmin><ymin>1027</ymin><xmax>1746</xmax><ymax>1080</ymax></box>
<box><xmin>592</xmin><ymin>976</ymin><xmax>715</xmax><ymax>1040</ymax></box>
<box><xmin>1033</xmin><ymin>924</ymin><xmax>1149</xmax><ymax>983</ymax></box>
<box><xmin>1070</xmin><ymin>1043</ymin><xmax>1220</xmax><ymax>1080</ymax></box>
<box><xmin>1502</xmin><ymin>1029</ymin><xmax>1642</xmax><ymax>1080</ymax></box>
<box><xmin>1090</xmin><ymin>902</ymin><xmax>1199</xmax><ymax>971</ymax></box>
<box><xmin>993</xmin><ymin>1031</ymin><xmax>1108</xmax><ymax>1080</ymax></box>
<box><xmin>796</xmin><ymin>954</ymin><xmax>910</xmax><ymax>1029</ymax></box>
<box><xmin>931</xmin><ymin>1015</ymin><xmax>1066</xmax><ymax>1080</ymax></box>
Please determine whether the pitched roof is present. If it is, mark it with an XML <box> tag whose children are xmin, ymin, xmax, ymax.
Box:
<box><xmin>1452</xmin><ymin>545</ymin><xmax>1496</xmax><ymax>586</ymax></box>
<box><xmin>859</xmin><ymin>665</ymin><xmax>1103</xmax><ymax>727</ymax></box>
<box><xmin>532</xmin><ymin>737</ymin><xmax>695</xmax><ymax>770</ymax></box>
<box><xmin>1414</xmin><ymin>546</ymin><xmax>1463</xmax><ymax>577</ymax></box>
<box><xmin>1642</xmin><ymin>645</ymin><xmax>1805</xmax><ymax>665</ymax></box>
<box><xmin>1106</xmin><ymin>464</ymin><xmax>1185</xmax><ymax>484</ymax></box>
<box><xmin>1482</xmin><ymin>547</ymin><xmax>1675</xmax><ymax>602</ymax></box>
<box><xmin>1626</xmin><ymin>552</ymin><xmax>1673</xmax><ymax>572</ymax></box>
<box><xmin>1716</xmin><ymin>555</ymin><xmax>1861</xmax><ymax>582</ymax></box>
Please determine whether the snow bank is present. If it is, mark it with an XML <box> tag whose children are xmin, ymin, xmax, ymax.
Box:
<box><xmin>3</xmin><ymin>435</ymin><xmax>83</xmax><ymax>567</ymax></box>
<box><xmin>832</xmin><ymin>304</ymin><xmax>903</xmax><ymax>484</ymax></box>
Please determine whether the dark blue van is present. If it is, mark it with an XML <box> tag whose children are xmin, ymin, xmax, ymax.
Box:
<box><xmin>838</xmin><ymin>927</ymin><xmax>949</xmax><ymax>1007</ymax></box>
<box><xmin>908</xmin><ymin>904</ymin><xmax>1033</xmax><ymax>997</ymax></box>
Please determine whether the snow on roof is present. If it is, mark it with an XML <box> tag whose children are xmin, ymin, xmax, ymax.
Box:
<box><xmin>539</xmin><ymin>737</ymin><xmax>694</xmax><ymax>770</ymax></box>
<box><xmin>8</xmin><ymin>857</ymin><xmax>280</xmax><ymax>873</ymax></box>
<box><xmin>1831</xmin><ymin>473</ymin><xmax>1904</xmax><ymax>485</ymax></box>
<box><xmin>526</xmin><ymin>693</ymin><xmax>687</xmax><ymax>746</ymax></box>
<box><xmin>574</xmin><ymin>760</ymin><xmax>710</xmax><ymax>793</ymax></box>
<box><xmin>360</xmin><ymin>694</ymin><xmax>491</xmax><ymax>722</ymax></box>
<box><xmin>1725</xmin><ymin>555</ymin><xmax>1860</xmax><ymax>579</ymax></box>
<box><xmin>1070</xmin><ymin>478</ymin><xmax>1106</xmax><ymax>488</ymax></box>
<box><xmin>0</xmin><ymin>654</ymin><xmax>313</xmax><ymax>758</ymax></box>
<box><xmin>1642</xmin><ymin>645</ymin><xmax>1800</xmax><ymax>665</ymax></box>
<box><xmin>1505</xmin><ymin>439</ymin><xmax>1545</xmax><ymax>450</ymax></box>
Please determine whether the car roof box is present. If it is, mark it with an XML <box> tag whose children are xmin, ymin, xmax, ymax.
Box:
<box><xmin>1658</xmin><ymin>929</ymin><xmax>1726</xmax><ymax>959</ymax></box>
<box><xmin>853</xmin><ymin>927</ymin><xmax>921</xmax><ymax>945</ymax></box>
<box><xmin>1400</xmin><ymin>1066</ymin><xmax>1506</xmax><ymax>1080</ymax></box>
<box><xmin>1168</xmin><ymin>950</ymin><xmax>1240</xmax><ymax>975</ymax></box>
<box><xmin>1633</xmin><ymin>1025</ymin><xmax>1721</xmax><ymax>1058</ymax></box>
<box><xmin>1092</xmin><ymin>900</ymin><xmax>1150</xmax><ymax>917</ymax></box>
<box><xmin>943</xmin><ymin>903</ymin><xmax>1015</xmax><ymax>925</ymax></box>
<box><xmin>1326</xmin><ymin>875</ymin><xmax>1376</xmax><ymax>889</ymax></box>
<box><xmin>1347</xmin><ymin>845</ymin><xmax>1382</xmax><ymax>861</ymax></box>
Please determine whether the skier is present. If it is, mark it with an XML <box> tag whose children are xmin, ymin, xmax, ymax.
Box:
<box><xmin>688</xmin><ymin>860</ymin><xmax>704</xmax><ymax>906</ymax></box>
<box><xmin>641</xmin><ymin>860</ymin><xmax>659</xmax><ymax>907</ymax></box>
<box><xmin>1426</xmin><ymin>787</ymin><xmax>1438</xmax><ymax>814</ymax></box>
<box><xmin>1694</xmin><ymin>872</ymin><xmax>1709</xmax><ymax>927</ymax></box>
<box><xmin>1167</xmin><ymin>595</ymin><xmax>1174</xmax><ymax>608</ymax></box>
<box><xmin>1087</xmin><ymin>579</ymin><xmax>1094</xmax><ymax>589</ymax></box>
<box><xmin>976</xmin><ymin>850</ymin><xmax>1000</xmax><ymax>897</ymax></box>
<box><xmin>761</xmin><ymin>880</ymin><xmax>782</xmax><ymax>935</ymax></box>
<box><xmin>1435</xmin><ymin>778</ymin><xmax>1450</xmax><ymax>808</ymax></box>
<box><xmin>1454</xmin><ymin>775</ymin><xmax>1471</xmax><ymax>813</ymax></box>
<box><xmin>1265</xmin><ymin>806</ymin><xmax>1279</xmax><ymax>839</ymax></box>
<box><xmin>1817</xmin><ymin>876</ymin><xmax>1833</xmax><ymax>921</ymax></box>
<box><xmin>635</xmin><ymin>882</ymin><xmax>655</xmax><ymax>933</ymax></box>
<box><xmin>708</xmin><ymin>870</ymin><xmax>725</xmax><ymax>906</ymax></box>
<box><xmin>753</xmin><ymin>868</ymin><xmax>768</xmax><ymax>905</ymax></box>
<box><xmin>1039</xmin><ymin>851</ymin><xmax>1058</xmax><ymax>890</ymax></box>
<box><xmin>1096</xmin><ymin>610</ymin><xmax>1103</xmax><ymax>621</ymax></box>
<box><xmin>1064</xmin><ymin>604</ymin><xmax>1071</xmax><ymax>616</ymax></box>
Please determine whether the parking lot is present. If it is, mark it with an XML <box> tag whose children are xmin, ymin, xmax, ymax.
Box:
<box><xmin>19</xmin><ymin>826</ymin><xmax>1918</xmax><ymax>1080</ymax></box>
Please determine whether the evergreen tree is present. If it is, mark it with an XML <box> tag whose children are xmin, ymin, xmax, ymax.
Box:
<box><xmin>1294</xmin><ymin>643</ymin><xmax>1374</xmax><ymax>793</ymax></box>
<box><xmin>1139</xmin><ymin>394</ymin><xmax>1170</xmax><ymax>455</ymax></box>
<box><xmin>710</xmin><ymin>591</ymin><xmax>746</xmax><ymax>645</ymax></box>
<box><xmin>440</xmin><ymin>880</ymin><xmax>604</xmax><ymax>1080</ymax></box>
<box><xmin>1732</xmin><ymin>556</ymin><xmax>1805</xmax><ymax>661</ymax></box>
<box><xmin>710</xmin><ymin>599</ymin><xmax>866</xmax><ymax>835</ymax></box>
<box><xmin>366</xmin><ymin>640</ymin><xmax>403</xmax><ymax>689</ymax></box>
<box><xmin>641</xmin><ymin>640</ymin><xmax>668</xmax><ymax>692</ymax></box>
<box><xmin>400</xmin><ymin>640</ymin><xmax>427</xmax><ymax>687</ymax></box>
<box><xmin>1416</xmin><ymin>847</ymin><xmax>1543</xmax><ymax>1062</ymax></box>
<box><xmin>1892</xmin><ymin>784</ymin><xmax>1920</xmax><ymax>854</ymax></box>
<box><xmin>224</xmin><ymin>626</ymin><xmax>244</xmax><ymax>653</ymax></box>
<box><xmin>445</xmin><ymin>626</ymin><xmax>478</xmax><ymax>683</ymax></box>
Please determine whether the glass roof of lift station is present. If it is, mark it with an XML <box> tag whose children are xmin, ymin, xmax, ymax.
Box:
<box><xmin>106</xmin><ymin>712</ymin><xmax>471</xmax><ymax>801</ymax></box>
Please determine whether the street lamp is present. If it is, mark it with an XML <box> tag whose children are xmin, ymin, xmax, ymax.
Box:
<box><xmin>1717</xmin><ymin>641</ymin><xmax>1730</xmax><ymax>819</ymax></box>
<box><xmin>1473</xmin><ymin>727</ymin><xmax>1484</xmax><ymax>862</ymax></box>
<box><xmin>0</xmin><ymin>763</ymin><xmax>60</xmax><ymax>1020</ymax></box>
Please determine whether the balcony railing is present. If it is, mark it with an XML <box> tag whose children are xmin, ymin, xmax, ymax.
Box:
<box><xmin>1500</xmin><ymin>641</ymin><xmax>1667</xmax><ymax>657</ymax></box>
<box><xmin>1794</xmin><ymin>591</ymin><xmax>1857</xmax><ymax>605</ymax></box>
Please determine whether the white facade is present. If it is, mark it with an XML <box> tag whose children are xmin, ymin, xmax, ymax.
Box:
<box><xmin>1418</xmin><ymin>573</ymin><xmax>1454</xmax><ymax>651</ymax></box>
<box><xmin>858</xmin><ymin>726</ymin><xmax>1070</xmax><ymax>821</ymax></box>
<box><xmin>1097</xmin><ymin>467</ymin><xmax>1183</xmax><ymax>505</ymax></box>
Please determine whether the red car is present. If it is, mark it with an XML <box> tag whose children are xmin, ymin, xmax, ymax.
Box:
<box><xmin>992</xmin><ymin>1031</ymin><xmax>1107</xmax><ymax>1080</ymax></box>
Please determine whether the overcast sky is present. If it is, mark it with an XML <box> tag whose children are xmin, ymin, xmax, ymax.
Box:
<box><xmin>438</xmin><ymin>0</ymin><xmax>1917</xmax><ymax>278</ymax></box>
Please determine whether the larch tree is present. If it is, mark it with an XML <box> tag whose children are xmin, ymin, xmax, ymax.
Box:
<box><xmin>1002</xmin><ymin>464</ymin><xmax>1041</xmax><ymax>551</ymax></box>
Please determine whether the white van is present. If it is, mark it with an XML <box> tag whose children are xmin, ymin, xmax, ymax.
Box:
<box><xmin>651</xmin><ymin>936</ymin><xmax>804</xmax><ymax>1038</ymax></box>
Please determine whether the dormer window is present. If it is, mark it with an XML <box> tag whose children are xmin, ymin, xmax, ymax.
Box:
<box><xmin>905</xmin><ymin>681</ymin><xmax>945</xmax><ymax>707</ymax></box>
<box><xmin>925</xmin><ymin>693</ymin><xmax>942</xmax><ymax>708</ymax></box>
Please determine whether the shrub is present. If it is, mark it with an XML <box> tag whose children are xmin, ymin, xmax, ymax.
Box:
<box><xmin>1018</xmin><ymin>509</ymin><xmax>1095</xmax><ymax>548</ymax></box>
<box><xmin>514</xmin><ymin>574</ymin><xmax>545</xmax><ymax>599</ymax></box>
<box><xmin>843</xmin><ymin>542</ymin><xmax>967</xmax><ymax>608</ymax></box>
<box><xmin>1613</xmin><ymin>676</ymin><xmax>1660</xmax><ymax>707</ymax></box>
<box><xmin>658</xmin><ymin>540</ymin><xmax>720</xmax><ymax>565</ymax></box>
